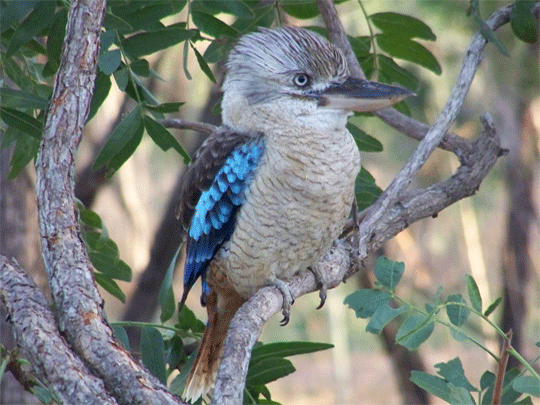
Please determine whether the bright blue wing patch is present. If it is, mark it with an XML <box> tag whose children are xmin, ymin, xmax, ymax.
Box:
<box><xmin>182</xmin><ymin>138</ymin><xmax>264</xmax><ymax>305</ymax></box>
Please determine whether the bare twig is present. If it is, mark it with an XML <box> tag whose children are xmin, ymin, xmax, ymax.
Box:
<box><xmin>492</xmin><ymin>331</ymin><xmax>513</xmax><ymax>405</ymax></box>
<box><xmin>160</xmin><ymin>118</ymin><xmax>216</xmax><ymax>135</ymax></box>
<box><xmin>356</xmin><ymin>5</ymin><xmax>514</xmax><ymax>258</ymax></box>
<box><xmin>0</xmin><ymin>257</ymin><xmax>117</xmax><ymax>404</ymax></box>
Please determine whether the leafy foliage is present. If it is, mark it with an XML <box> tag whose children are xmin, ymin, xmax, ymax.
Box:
<box><xmin>345</xmin><ymin>256</ymin><xmax>540</xmax><ymax>405</ymax></box>
<box><xmin>77</xmin><ymin>201</ymin><xmax>132</xmax><ymax>302</ymax></box>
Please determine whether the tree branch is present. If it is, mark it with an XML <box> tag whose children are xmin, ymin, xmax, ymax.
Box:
<box><xmin>160</xmin><ymin>118</ymin><xmax>216</xmax><ymax>135</ymax></box>
<box><xmin>210</xmin><ymin>0</ymin><xmax>534</xmax><ymax>400</ymax></box>
<box><xmin>31</xmin><ymin>0</ymin><xmax>185</xmax><ymax>403</ymax></box>
<box><xmin>0</xmin><ymin>256</ymin><xmax>117</xmax><ymax>404</ymax></box>
<box><xmin>317</xmin><ymin>0</ymin><xmax>474</xmax><ymax>159</ymax></box>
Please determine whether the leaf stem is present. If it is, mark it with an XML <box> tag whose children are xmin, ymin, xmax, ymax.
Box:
<box><xmin>356</xmin><ymin>0</ymin><xmax>378</xmax><ymax>79</ymax></box>
<box><xmin>110</xmin><ymin>321</ymin><xmax>202</xmax><ymax>339</ymax></box>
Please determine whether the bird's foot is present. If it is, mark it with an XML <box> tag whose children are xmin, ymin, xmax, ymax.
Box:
<box><xmin>268</xmin><ymin>278</ymin><xmax>295</xmax><ymax>326</ymax></box>
<box><xmin>308</xmin><ymin>267</ymin><xmax>327</xmax><ymax>309</ymax></box>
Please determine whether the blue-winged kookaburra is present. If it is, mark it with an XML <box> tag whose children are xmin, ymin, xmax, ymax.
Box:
<box><xmin>176</xmin><ymin>26</ymin><xmax>414</xmax><ymax>401</ymax></box>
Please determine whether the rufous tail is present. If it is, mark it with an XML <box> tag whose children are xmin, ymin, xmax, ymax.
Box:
<box><xmin>183</xmin><ymin>288</ymin><xmax>244</xmax><ymax>403</ymax></box>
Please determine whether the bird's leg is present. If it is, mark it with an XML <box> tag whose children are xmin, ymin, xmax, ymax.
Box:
<box><xmin>308</xmin><ymin>266</ymin><xmax>327</xmax><ymax>309</ymax></box>
<box><xmin>267</xmin><ymin>277</ymin><xmax>295</xmax><ymax>326</ymax></box>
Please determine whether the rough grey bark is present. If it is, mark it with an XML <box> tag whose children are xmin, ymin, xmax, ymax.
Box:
<box><xmin>0</xmin><ymin>0</ymin><xmax>186</xmax><ymax>404</ymax></box>
<box><xmin>0</xmin><ymin>257</ymin><xmax>118</xmax><ymax>405</ymax></box>
<box><xmin>0</xmin><ymin>149</ymin><xmax>42</xmax><ymax>405</ymax></box>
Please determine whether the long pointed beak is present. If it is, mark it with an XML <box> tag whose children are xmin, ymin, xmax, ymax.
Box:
<box><xmin>314</xmin><ymin>77</ymin><xmax>415</xmax><ymax>112</ymax></box>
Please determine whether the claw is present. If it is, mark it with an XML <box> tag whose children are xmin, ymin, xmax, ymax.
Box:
<box><xmin>308</xmin><ymin>267</ymin><xmax>327</xmax><ymax>309</ymax></box>
<box><xmin>316</xmin><ymin>287</ymin><xmax>327</xmax><ymax>310</ymax></box>
<box><xmin>268</xmin><ymin>277</ymin><xmax>294</xmax><ymax>326</ymax></box>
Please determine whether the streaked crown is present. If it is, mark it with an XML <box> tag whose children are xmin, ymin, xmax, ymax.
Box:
<box><xmin>223</xmin><ymin>27</ymin><xmax>348</xmax><ymax>104</ymax></box>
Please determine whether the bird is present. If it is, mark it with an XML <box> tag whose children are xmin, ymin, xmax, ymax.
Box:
<box><xmin>176</xmin><ymin>26</ymin><xmax>414</xmax><ymax>402</ymax></box>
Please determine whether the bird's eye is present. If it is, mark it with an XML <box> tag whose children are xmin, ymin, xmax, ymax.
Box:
<box><xmin>293</xmin><ymin>73</ymin><xmax>311</xmax><ymax>88</ymax></box>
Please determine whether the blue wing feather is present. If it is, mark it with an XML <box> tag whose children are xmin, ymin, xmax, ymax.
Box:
<box><xmin>181</xmin><ymin>138</ymin><xmax>265</xmax><ymax>306</ymax></box>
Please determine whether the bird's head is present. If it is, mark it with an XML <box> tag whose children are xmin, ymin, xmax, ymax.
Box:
<box><xmin>221</xmin><ymin>26</ymin><xmax>414</xmax><ymax>133</ymax></box>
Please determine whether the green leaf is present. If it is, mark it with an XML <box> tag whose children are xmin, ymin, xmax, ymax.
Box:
<box><xmin>129</xmin><ymin>59</ymin><xmax>150</xmax><ymax>77</ymax></box>
<box><xmin>370</xmin><ymin>12</ymin><xmax>436</xmax><ymax>40</ymax></box>
<box><xmin>349</xmin><ymin>35</ymin><xmax>372</xmax><ymax>58</ymax></box>
<box><xmin>85</xmin><ymin>232</ymin><xmax>132</xmax><ymax>281</ymax></box>
<box><xmin>435</xmin><ymin>357</ymin><xmax>477</xmax><ymax>392</ymax></box>
<box><xmin>32</xmin><ymin>385</ymin><xmax>54</xmax><ymax>404</ymax></box>
<box><xmin>365</xmin><ymin>304</ymin><xmax>408</xmax><ymax>334</ymax></box>
<box><xmin>191</xmin><ymin>43</ymin><xmax>216</xmax><ymax>83</ymax></box>
<box><xmin>114</xmin><ymin>2</ymin><xmax>187</xmax><ymax>31</ymax></box>
<box><xmin>355</xmin><ymin>167</ymin><xmax>383</xmax><ymax>210</ymax></box>
<box><xmin>99</xmin><ymin>49</ymin><xmax>122</xmax><ymax>75</ymax></box>
<box><xmin>465</xmin><ymin>275</ymin><xmax>482</xmax><ymax>312</ymax></box>
<box><xmin>159</xmin><ymin>245</ymin><xmax>180</xmax><ymax>323</ymax></box>
<box><xmin>78</xmin><ymin>207</ymin><xmax>103</xmax><ymax>229</ymax></box>
<box><xmin>512</xmin><ymin>376</ymin><xmax>540</xmax><ymax>397</ymax></box>
<box><xmin>281</xmin><ymin>0</ymin><xmax>319</xmax><ymax>19</ymax></box>
<box><xmin>100</xmin><ymin>30</ymin><xmax>116</xmax><ymax>53</ymax></box>
<box><xmin>6</xmin><ymin>0</ymin><xmax>57</xmax><ymax>58</ymax></box>
<box><xmin>378</xmin><ymin>55</ymin><xmax>419</xmax><ymax>90</ymax></box>
<box><xmin>143</xmin><ymin>102</ymin><xmax>184</xmax><ymax>113</ymax></box>
<box><xmin>396</xmin><ymin>313</ymin><xmax>435</xmax><ymax>350</ymax></box>
<box><xmin>103</xmin><ymin>12</ymin><xmax>133</xmax><ymax>33</ymax></box>
<box><xmin>374</xmin><ymin>256</ymin><xmax>405</xmax><ymax>290</ymax></box>
<box><xmin>203</xmin><ymin>37</ymin><xmax>235</xmax><ymax>63</ymax></box>
<box><xmin>4</xmin><ymin>127</ymin><xmax>40</xmax><ymax>179</ymax></box>
<box><xmin>46</xmin><ymin>10</ymin><xmax>68</xmax><ymax>74</ymax></box>
<box><xmin>347</xmin><ymin>123</ymin><xmax>383</xmax><ymax>152</ymax></box>
<box><xmin>515</xmin><ymin>396</ymin><xmax>535</xmax><ymax>405</ymax></box>
<box><xmin>483</xmin><ymin>296</ymin><xmax>502</xmax><ymax>317</ymax></box>
<box><xmin>376</xmin><ymin>34</ymin><xmax>441</xmax><ymax>75</ymax></box>
<box><xmin>94</xmin><ymin>273</ymin><xmax>126</xmax><ymax>302</ymax></box>
<box><xmin>510</xmin><ymin>0</ymin><xmax>538</xmax><ymax>44</ymax></box>
<box><xmin>177</xmin><ymin>305</ymin><xmax>205</xmax><ymax>333</ymax></box>
<box><xmin>446</xmin><ymin>294</ymin><xmax>470</xmax><ymax>327</ymax></box>
<box><xmin>182</xmin><ymin>39</ymin><xmax>192</xmax><ymax>80</ymax></box>
<box><xmin>448</xmin><ymin>384</ymin><xmax>475</xmax><ymax>405</ymax></box>
<box><xmin>0</xmin><ymin>88</ymin><xmax>48</xmax><ymax>110</ymax></box>
<box><xmin>87</xmin><ymin>72</ymin><xmax>112</xmax><ymax>122</ymax></box>
<box><xmin>194</xmin><ymin>0</ymin><xmax>254</xmax><ymax>19</ymax></box>
<box><xmin>111</xmin><ymin>325</ymin><xmax>131</xmax><ymax>351</ymax></box>
<box><xmin>122</xmin><ymin>27</ymin><xmax>196</xmax><ymax>59</ymax></box>
<box><xmin>192</xmin><ymin>11</ymin><xmax>238</xmax><ymax>38</ymax></box>
<box><xmin>93</xmin><ymin>106</ymin><xmax>144</xmax><ymax>173</ymax></box>
<box><xmin>410</xmin><ymin>371</ymin><xmax>450</xmax><ymax>402</ymax></box>
<box><xmin>449</xmin><ymin>327</ymin><xmax>468</xmax><ymax>342</ymax></box>
<box><xmin>141</xmin><ymin>327</ymin><xmax>167</xmax><ymax>385</ymax></box>
<box><xmin>344</xmin><ymin>289</ymin><xmax>391</xmax><ymax>319</ymax></box>
<box><xmin>113</xmin><ymin>67</ymin><xmax>129</xmax><ymax>91</ymax></box>
<box><xmin>480</xmin><ymin>371</ymin><xmax>496</xmax><ymax>391</ymax></box>
<box><xmin>144</xmin><ymin>116</ymin><xmax>191</xmax><ymax>163</ymax></box>
<box><xmin>251</xmin><ymin>342</ymin><xmax>333</xmax><ymax>365</ymax></box>
<box><xmin>246</xmin><ymin>358</ymin><xmax>295</xmax><ymax>386</ymax></box>
<box><xmin>472</xmin><ymin>14</ymin><xmax>510</xmax><ymax>57</ymax></box>
<box><xmin>0</xmin><ymin>107</ymin><xmax>42</xmax><ymax>138</ymax></box>
<box><xmin>0</xmin><ymin>1</ymin><xmax>40</xmax><ymax>34</ymax></box>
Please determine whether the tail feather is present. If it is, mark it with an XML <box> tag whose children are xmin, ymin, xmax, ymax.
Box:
<box><xmin>183</xmin><ymin>288</ymin><xmax>244</xmax><ymax>402</ymax></box>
